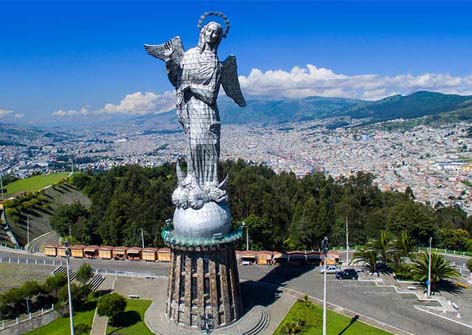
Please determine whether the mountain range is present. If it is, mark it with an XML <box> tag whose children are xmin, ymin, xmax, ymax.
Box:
<box><xmin>135</xmin><ymin>91</ymin><xmax>472</xmax><ymax>128</ymax></box>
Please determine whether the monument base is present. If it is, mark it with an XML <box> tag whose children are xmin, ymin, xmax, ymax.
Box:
<box><xmin>166</xmin><ymin>243</ymin><xmax>242</xmax><ymax>329</ymax></box>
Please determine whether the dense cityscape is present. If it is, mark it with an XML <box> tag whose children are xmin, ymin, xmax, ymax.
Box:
<box><xmin>1</xmin><ymin>119</ymin><xmax>471</xmax><ymax>214</ymax></box>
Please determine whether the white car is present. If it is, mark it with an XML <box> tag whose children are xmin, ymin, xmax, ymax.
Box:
<box><xmin>319</xmin><ymin>265</ymin><xmax>340</xmax><ymax>274</ymax></box>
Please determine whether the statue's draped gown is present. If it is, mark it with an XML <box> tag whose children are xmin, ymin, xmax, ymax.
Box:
<box><xmin>167</xmin><ymin>47</ymin><xmax>222</xmax><ymax>188</ymax></box>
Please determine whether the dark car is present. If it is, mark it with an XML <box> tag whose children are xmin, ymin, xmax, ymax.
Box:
<box><xmin>336</xmin><ymin>268</ymin><xmax>358</xmax><ymax>280</ymax></box>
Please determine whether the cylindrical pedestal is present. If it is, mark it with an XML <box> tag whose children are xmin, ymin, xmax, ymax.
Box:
<box><xmin>166</xmin><ymin>244</ymin><xmax>242</xmax><ymax>329</ymax></box>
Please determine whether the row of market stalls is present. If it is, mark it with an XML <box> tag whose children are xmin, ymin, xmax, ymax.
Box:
<box><xmin>237</xmin><ymin>250</ymin><xmax>339</xmax><ymax>266</ymax></box>
<box><xmin>43</xmin><ymin>244</ymin><xmax>340</xmax><ymax>265</ymax></box>
<box><xmin>43</xmin><ymin>245</ymin><xmax>171</xmax><ymax>262</ymax></box>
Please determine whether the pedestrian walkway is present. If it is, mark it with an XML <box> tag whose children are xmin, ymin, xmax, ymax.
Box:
<box><xmin>90</xmin><ymin>309</ymin><xmax>108</xmax><ymax>335</ymax></box>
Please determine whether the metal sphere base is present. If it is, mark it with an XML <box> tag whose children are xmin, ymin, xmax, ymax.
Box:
<box><xmin>165</xmin><ymin>240</ymin><xmax>243</xmax><ymax>329</ymax></box>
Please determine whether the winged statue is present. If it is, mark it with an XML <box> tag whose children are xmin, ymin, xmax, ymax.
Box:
<box><xmin>145</xmin><ymin>12</ymin><xmax>246</xmax><ymax>210</ymax></box>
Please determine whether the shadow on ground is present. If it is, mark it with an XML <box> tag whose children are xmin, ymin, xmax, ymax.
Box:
<box><xmin>438</xmin><ymin>280</ymin><xmax>464</xmax><ymax>295</ymax></box>
<box><xmin>241</xmin><ymin>264</ymin><xmax>315</xmax><ymax>311</ymax></box>
<box><xmin>338</xmin><ymin>315</ymin><xmax>359</xmax><ymax>335</ymax></box>
<box><xmin>108</xmin><ymin>311</ymin><xmax>141</xmax><ymax>334</ymax></box>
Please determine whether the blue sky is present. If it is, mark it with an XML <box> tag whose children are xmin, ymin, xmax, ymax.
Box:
<box><xmin>1</xmin><ymin>0</ymin><xmax>472</xmax><ymax>124</ymax></box>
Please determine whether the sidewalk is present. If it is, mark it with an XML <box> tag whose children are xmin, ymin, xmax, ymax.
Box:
<box><xmin>90</xmin><ymin>309</ymin><xmax>108</xmax><ymax>335</ymax></box>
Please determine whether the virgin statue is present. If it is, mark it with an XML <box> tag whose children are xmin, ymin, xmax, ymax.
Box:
<box><xmin>145</xmin><ymin>12</ymin><xmax>246</xmax><ymax>214</ymax></box>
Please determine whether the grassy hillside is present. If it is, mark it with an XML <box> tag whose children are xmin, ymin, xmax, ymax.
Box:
<box><xmin>5</xmin><ymin>173</ymin><xmax>70</xmax><ymax>197</ymax></box>
<box><xmin>2</xmin><ymin>183</ymin><xmax>91</xmax><ymax>246</ymax></box>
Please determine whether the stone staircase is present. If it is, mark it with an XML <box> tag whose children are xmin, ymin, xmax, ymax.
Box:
<box><xmin>242</xmin><ymin>308</ymin><xmax>269</xmax><ymax>335</ymax></box>
<box><xmin>53</xmin><ymin>265</ymin><xmax>76</xmax><ymax>281</ymax></box>
<box><xmin>87</xmin><ymin>275</ymin><xmax>105</xmax><ymax>291</ymax></box>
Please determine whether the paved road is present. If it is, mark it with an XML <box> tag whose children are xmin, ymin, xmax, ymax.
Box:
<box><xmin>1</xmin><ymin>248</ymin><xmax>471</xmax><ymax>335</ymax></box>
<box><xmin>27</xmin><ymin>231</ymin><xmax>60</xmax><ymax>253</ymax></box>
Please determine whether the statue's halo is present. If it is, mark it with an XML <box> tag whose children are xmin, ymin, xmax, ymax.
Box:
<box><xmin>197</xmin><ymin>11</ymin><xmax>231</xmax><ymax>38</ymax></box>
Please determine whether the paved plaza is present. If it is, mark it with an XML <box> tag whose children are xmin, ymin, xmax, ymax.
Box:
<box><xmin>1</xmin><ymin>247</ymin><xmax>472</xmax><ymax>334</ymax></box>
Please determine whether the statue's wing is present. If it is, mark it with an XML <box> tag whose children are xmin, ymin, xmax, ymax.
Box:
<box><xmin>144</xmin><ymin>36</ymin><xmax>184</xmax><ymax>64</ymax></box>
<box><xmin>221</xmin><ymin>55</ymin><xmax>247</xmax><ymax>107</ymax></box>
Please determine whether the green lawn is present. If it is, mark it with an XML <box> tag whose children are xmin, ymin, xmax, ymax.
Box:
<box><xmin>274</xmin><ymin>300</ymin><xmax>393</xmax><ymax>335</ymax></box>
<box><xmin>107</xmin><ymin>299</ymin><xmax>153</xmax><ymax>335</ymax></box>
<box><xmin>5</xmin><ymin>173</ymin><xmax>69</xmax><ymax>196</ymax></box>
<box><xmin>25</xmin><ymin>309</ymin><xmax>94</xmax><ymax>335</ymax></box>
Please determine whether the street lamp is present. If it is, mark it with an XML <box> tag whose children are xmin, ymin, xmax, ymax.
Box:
<box><xmin>427</xmin><ymin>236</ymin><xmax>432</xmax><ymax>298</ymax></box>
<box><xmin>345</xmin><ymin>217</ymin><xmax>349</xmax><ymax>266</ymax></box>
<box><xmin>64</xmin><ymin>240</ymin><xmax>75</xmax><ymax>335</ymax></box>
<box><xmin>141</xmin><ymin>228</ymin><xmax>145</xmax><ymax>248</ymax></box>
<box><xmin>322</xmin><ymin>236</ymin><xmax>329</xmax><ymax>335</ymax></box>
<box><xmin>242</xmin><ymin>221</ymin><xmax>249</xmax><ymax>251</ymax></box>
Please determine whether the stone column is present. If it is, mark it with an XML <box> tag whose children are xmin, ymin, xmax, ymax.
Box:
<box><xmin>165</xmin><ymin>243</ymin><xmax>242</xmax><ymax>329</ymax></box>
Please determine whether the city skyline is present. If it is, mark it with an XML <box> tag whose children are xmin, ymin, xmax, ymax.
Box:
<box><xmin>1</xmin><ymin>0</ymin><xmax>472</xmax><ymax>124</ymax></box>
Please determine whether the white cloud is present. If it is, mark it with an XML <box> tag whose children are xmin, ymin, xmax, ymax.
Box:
<box><xmin>52</xmin><ymin>65</ymin><xmax>472</xmax><ymax>118</ymax></box>
<box><xmin>52</xmin><ymin>91</ymin><xmax>176</xmax><ymax>117</ymax></box>
<box><xmin>239</xmin><ymin>64</ymin><xmax>472</xmax><ymax>100</ymax></box>
<box><xmin>0</xmin><ymin>108</ymin><xmax>23</xmax><ymax>119</ymax></box>
<box><xmin>51</xmin><ymin>107</ymin><xmax>90</xmax><ymax>117</ymax></box>
<box><xmin>101</xmin><ymin>91</ymin><xmax>175</xmax><ymax>115</ymax></box>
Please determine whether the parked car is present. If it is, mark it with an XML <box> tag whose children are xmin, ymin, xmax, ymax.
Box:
<box><xmin>336</xmin><ymin>268</ymin><xmax>359</xmax><ymax>280</ymax></box>
<box><xmin>319</xmin><ymin>265</ymin><xmax>340</xmax><ymax>274</ymax></box>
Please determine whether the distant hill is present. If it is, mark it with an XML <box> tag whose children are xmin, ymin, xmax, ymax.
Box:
<box><xmin>134</xmin><ymin>91</ymin><xmax>472</xmax><ymax>127</ymax></box>
<box><xmin>218</xmin><ymin>96</ymin><xmax>360</xmax><ymax>124</ymax></box>
<box><xmin>332</xmin><ymin>91</ymin><xmax>472</xmax><ymax>124</ymax></box>
<box><xmin>134</xmin><ymin>96</ymin><xmax>361</xmax><ymax>127</ymax></box>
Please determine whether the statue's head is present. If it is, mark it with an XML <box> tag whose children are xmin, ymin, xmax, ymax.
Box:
<box><xmin>198</xmin><ymin>21</ymin><xmax>223</xmax><ymax>52</ymax></box>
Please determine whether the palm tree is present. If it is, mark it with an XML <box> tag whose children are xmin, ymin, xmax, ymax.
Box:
<box><xmin>352</xmin><ymin>246</ymin><xmax>380</xmax><ymax>274</ymax></box>
<box><xmin>374</xmin><ymin>230</ymin><xmax>394</xmax><ymax>265</ymax></box>
<box><xmin>391</xmin><ymin>231</ymin><xmax>417</xmax><ymax>272</ymax></box>
<box><xmin>396</xmin><ymin>231</ymin><xmax>417</xmax><ymax>258</ymax></box>
<box><xmin>411</xmin><ymin>252</ymin><xmax>460</xmax><ymax>291</ymax></box>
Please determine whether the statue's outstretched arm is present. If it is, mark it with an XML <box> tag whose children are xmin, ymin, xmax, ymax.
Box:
<box><xmin>188</xmin><ymin>84</ymin><xmax>218</xmax><ymax>106</ymax></box>
<box><xmin>221</xmin><ymin>55</ymin><xmax>247</xmax><ymax>107</ymax></box>
<box><xmin>144</xmin><ymin>36</ymin><xmax>184</xmax><ymax>87</ymax></box>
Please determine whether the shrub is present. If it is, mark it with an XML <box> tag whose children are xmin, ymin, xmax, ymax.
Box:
<box><xmin>76</xmin><ymin>263</ymin><xmax>93</xmax><ymax>285</ymax></box>
<box><xmin>467</xmin><ymin>258</ymin><xmax>472</xmax><ymax>272</ymax></box>
<box><xmin>75</xmin><ymin>323</ymin><xmax>91</xmax><ymax>335</ymax></box>
<box><xmin>97</xmin><ymin>293</ymin><xmax>127</xmax><ymax>325</ymax></box>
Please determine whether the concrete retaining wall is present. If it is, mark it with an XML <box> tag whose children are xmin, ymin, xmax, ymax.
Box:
<box><xmin>0</xmin><ymin>310</ymin><xmax>60</xmax><ymax>335</ymax></box>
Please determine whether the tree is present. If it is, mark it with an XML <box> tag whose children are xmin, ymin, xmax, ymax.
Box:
<box><xmin>437</xmin><ymin>228</ymin><xmax>472</xmax><ymax>251</ymax></box>
<box><xmin>0</xmin><ymin>287</ymin><xmax>24</xmax><ymax>317</ymax></box>
<box><xmin>391</xmin><ymin>231</ymin><xmax>417</xmax><ymax>273</ymax></box>
<box><xmin>50</xmin><ymin>202</ymin><xmax>89</xmax><ymax>238</ymax></box>
<box><xmin>58</xmin><ymin>283</ymin><xmax>91</xmax><ymax>314</ymax></box>
<box><xmin>467</xmin><ymin>259</ymin><xmax>472</xmax><ymax>273</ymax></box>
<box><xmin>20</xmin><ymin>280</ymin><xmax>42</xmax><ymax>314</ymax></box>
<box><xmin>97</xmin><ymin>293</ymin><xmax>127</xmax><ymax>325</ymax></box>
<box><xmin>76</xmin><ymin>263</ymin><xmax>93</xmax><ymax>286</ymax></box>
<box><xmin>411</xmin><ymin>252</ymin><xmax>460</xmax><ymax>291</ymax></box>
<box><xmin>374</xmin><ymin>230</ymin><xmax>394</xmax><ymax>265</ymax></box>
<box><xmin>44</xmin><ymin>273</ymin><xmax>67</xmax><ymax>298</ymax></box>
<box><xmin>395</xmin><ymin>231</ymin><xmax>417</xmax><ymax>258</ymax></box>
<box><xmin>352</xmin><ymin>246</ymin><xmax>380</xmax><ymax>274</ymax></box>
